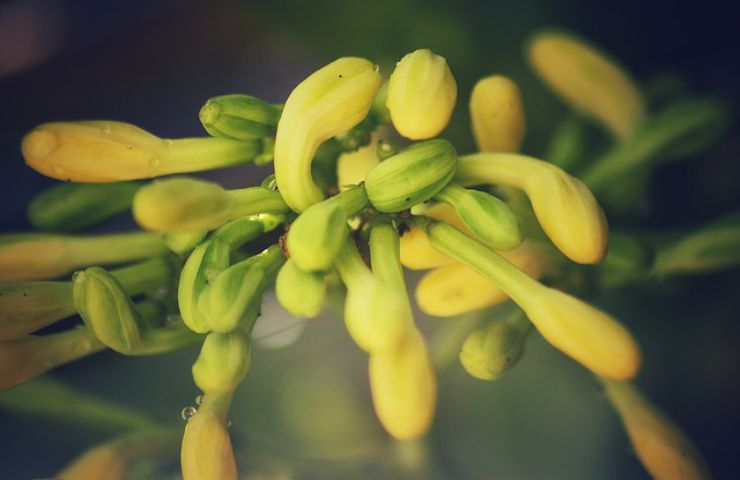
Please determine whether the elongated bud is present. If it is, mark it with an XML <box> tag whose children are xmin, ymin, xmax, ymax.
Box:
<box><xmin>22</xmin><ymin>121</ymin><xmax>261</xmax><ymax>182</ymax></box>
<box><xmin>386</xmin><ymin>49</ymin><xmax>457</xmax><ymax>139</ymax></box>
<box><xmin>416</xmin><ymin>241</ymin><xmax>548</xmax><ymax>317</ymax></box>
<box><xmin>199</xmin><ymin>246</ymin><xmax>283</xmax><ymax>333</ymax></box>
<box><xmin>603</xmin><ymin>380</ymin><xmax>710</xmax><ymax>480</ymax></box>
<box><xmin>192</xmin><ymin>331</ymin><xmax>251</xmax><ymax>394</ymax></box>
<box><xmin>287</xmin><ymin>186</ymin><xmax>368</xmax><ymax>272</ymax></box>
<box><xmin>275</xmin><ymin>259</ymin><xmax>326</xmax><ymax>318</ymax></box>
<box><xmin>199</xmin><ymin>94</ymin><xmax>281</xmax><ymax>140</ymax></box>
<box><xmin>424</xmin><ymin>220</ymin><xmax>640</xmax><ymax>380</ymax></box>
<box><xmin>460</xmin><ymin>310</ymin><xmax>531</xmax><ymax>380</ymax></box>
<box><xmin>0</xmin><ymin>328</ymin><xmax>104</xmax><ymax>392</ymax></box>
<box><xmin>469</xmin><ymin>76</ymin><xmax>525</xmax><ymax>152</ymax></box>
<box><xmin>274</xmin><ymin>57</ymin><xmax>381</xmax><ymax>212</ymax></box>
<box><xmin>653</xmin><ymin>211</ymin><xmax>740</xmax><ymax>276</ymax></box>
<box><xmin>456</xmin><ymin>153</ymin><xmax>608</xmax><ymax>264</ymax></box>
<box><xmin>178</xmin><ymin>241</ymin><xmax>229</xmax><ymax>333</ymax></box>
<box><xmin>133</xmin><ymin>177</ymin><xmax>288</xmax><ymax>232</ymax></box>
<box><xmin>598</xmin><ymin>233</ymin><xmax>654</xmax><ymax>288</ymax></box>
<box><xmin>336</xmin><ymin>137</ymin><xmax>380</xmax><ymax>190</ymax></box>
<box><xmin>527</xmin><ymin>30</ymin><xmax>645</xmax><ymax>139</ymax></box>
<box><xmin>181</xmin><ymin>401</ymin><xmax>237</xmax><ymax>480</ymax></box>
<box><xmin>27</xmin><ymin>182</ymin><xmax>140</xmax><ymax>232</ymax></box>
<box><xmin>365</xmin><ymin>139</ymin><xmax>457</xmax><ymax>213</ymax></box>
<box><xmin>369</xmin><ymin>330</ymin><xmax>437</xmax><ymax>439</ymax></box>
<box><xmin>0</xmin><ymin>232</ymin><xmax>167</xmax><ymax>281</ymax></box>
<box><xmin>435</xmin><ymin>184</ymin><xmax>522</xmax><ymax>250</ymax></box>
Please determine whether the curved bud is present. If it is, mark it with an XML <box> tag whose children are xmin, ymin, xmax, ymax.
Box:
<box><xmin>178</xmin><ymin>241</ymin><xmax>230</xmax><ymax>333</ymax></box>
<box><xmin>365</xmin><ymin>139</ymin><xmax>457</xmax><ymax>213</ymax></box>
<box><xmin>369</xmin><ymin>330</ymin><xmax>437</xmax><ymax>440</ymax></box>
<box><xmin>603</xmin><ymin>380</ymin><xmax>710</xmax><ymax>480</ymax></box>
<box><xmin>192</xmin><ymin>331</ymin><xmax>251</xmax><ymax>394</ymax></box>
<box><xmin>181</xmin><ymin>404</ymin><xmax>237</xmax><ymax>480</ymax></box>
<box><xmin>460</xmin><ymin>310</ymin><xmax>531</xmax><ymax>381</ymax></box>
<box><xmin>22</xmin><ymin>121</ymin><xmax>261</xmax><ymax>182</ymax></box>
<box><xmin>469</xmin><ymin>75</ymin><xmax>525</xmax><ymax>152</ymax></box>
<box><xmin>274</xmin><ymin>57</ymin><xmax>381</xmax><ymax>212</ymax></box>
<box><xmin>527</xmin><ymin>30</ymin><xmax>645</xmax><ymax>139</ymax></box>
<box><xmin>133</xmin><ymin>177</ymin><xmax>288</xmax><ymax>232</ymax></box>
<box><xmin>435</xmin><ymin>183</ymin><xmax>522</xmax><ymax>250</ymax></box>
<box><xmin>275</xmin><ymin>259</ymin><xmax>326</xmax><ymax>318</ymax></box>
<box><xmin>456</xmin><ymin>153</ymin><xmax>608</xmax><ymax>264</ymax></box>
<box><xmin>0</xmin><ymin>232</ymin><xmax>167</xmax><ymax>281</ymax></box>
<box><xmin>386</xmin><ymin>49</ymin><xmax>457</xmax><ymax>139</ymax></box>
<box><xmin>27</xmin><ymin>181</ymin><xmax>140</xmax><ymax>233</ymax></box>
<box><xmin>199</xmin><ymin>94</ymin><xmax>281</xmax><ymax>140</ymax></box>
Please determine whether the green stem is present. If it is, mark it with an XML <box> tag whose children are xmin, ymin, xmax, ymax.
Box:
<box><xmin>369</xmin><ymin>222</ymin><xmax>405</xmax><ymax>289</ymax></box>
<box><xmin>329</xmin><ymin>185</ymin><xmax>369</xmax><ymax>217</ymax></box>
<box><xmin>161</xmin><ymin>137</ymin><xmax>262</xmax><ymax>173</ymax></box>
<box><xmin>334</xmin><ymin>237</ymin><xmax>372</xmax><ymax>289</ymax></box>
<box><xmin>228</xmin><ymin>187</ymin><xmax>290</xmax><ymax>218</ymax></box>
<box><xmin>65</xmin><ymin>232</ymin><xmax>169</xmax><ymax>270</ymax></box>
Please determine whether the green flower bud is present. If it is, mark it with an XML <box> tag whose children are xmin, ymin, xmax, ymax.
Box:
<box><xmin>22</xmin><ymin>121</ymin><xmax>262</xmax><ymax>182</ymax></box>
<box><xmin>73</xmin><ymin>266</ymin><xmax>197</xmax><ymax>355</ymax></box>
<box><xmin>199</xmin><ymin>94</ymin><xmax>281</xmax><ymax>140</ymax></box>
<box><xmin>178</xmin><ymin>240</ymin><xmax>230</xmax><ymax>333</ymax></box>
<box><xmin>274</xmin><ymin>57</ymin><xmax>382</xmax><ymax>212</ymax></box>
<box><xmin>365</xmin><ymin>139</ymin><xmax>457</xmax><ymax>213</ymax></box>
<box><xmin>386</xmin><ymin>49</ymin><xmax>457</xmax><ymax>140</ymax></box>
<box><xmin>435</xmin><ymin>184</ymin><xmax>522</xmax><ymax>250</ymax></box>
<box><xmin>598</xmin><ymin>233</ymin><xmax>654</xmax><ymax>288</ymax></box>
<box><xmin>0</xmin><ymin>232</ymin><xmax>168</xmax><ymax>281</ymax></box>
<box><xmin>459</xmin><ymin>310</ymin><xmax>531</xmax><ymax>381</ymax></box>
<box><xmin>27</xmin><ymin>181</ymin><xmax>140</xmax><ymax>233</ymax></box>
<box><xmin>199</xmin><ymin>245</ymin><xmax>284</xmax><ymax>333</ymax></box>
<box><xmin>192</xmin><ymin>331</ymin><xmax>251</xmax><ymax>395</ymax></box>
<box><xmin>287</xmin><ymin>186</ymin><xmax>368</xmax><ymax>272</ymax></box>
<box><xmin>275</xmin><ymin>259</ymin><xmax>326</xmax><ymax>318</ymax></box>
<box><xmin>133</xmin><ymin>177</ymin><xmax>288</xmax><ymax>232</ymax></box>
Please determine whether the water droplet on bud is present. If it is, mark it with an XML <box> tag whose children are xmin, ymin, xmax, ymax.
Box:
<box><xmin>181</xmin><ymin>406</ymin><xmax>197</xmax><ymax>421</ymax></box>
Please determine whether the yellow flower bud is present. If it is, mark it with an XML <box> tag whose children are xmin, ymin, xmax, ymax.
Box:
<box><xmin>369</xmin><ymin>330</ymin><xmax>437</xmax><ymax>440</ymax></box>
<box><xmin>274</xmin><ymin>57</ymin><xmax>381</xmax><ymax>212</ymax></box>
<box><xmin>469</xmin><ymin>76</ymin><xmax>526</xmax><ymax>152</ymax></box>
<box><xmin>192</xmin><ymin>332</ymin><xmax>251</xmax><ymax>395</ymax></box>
<box><xmin>22</xmin><ymin>121</ymin><xmax>261</xmax><ymax>182</ymax></box>
<box><xmin>456</xmin><ymin>153</ymin><xmax>608</xmax><ymax>264</ymax></box>
<box><xmin>181</xmin><ymin>406</ymin><xmax>237</xmax><ymax>480</ymax></box>
<box><xmin>604</xmin><ymin>380</ymin><xmax>710</xmax><ymax>480</ymax></box>
<box><xmin>386</xmin><ymin>49</ymin><xmax>457</xmax><ymax>139</ymax></box>
<box><xmin>527</xmin><ymin>30</ymin><xmax>646</xmax><ymax>139</ymax></box>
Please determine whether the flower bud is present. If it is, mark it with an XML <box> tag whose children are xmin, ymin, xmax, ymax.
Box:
<box><xmin>178</xmin><ymin>240</ymin><xmax>230</xmax><ymax>333</ymax></box>
<box><xmin>469</xmin><ymin>76</ymin><xmax>525</xmax><ymax>152</ymax></box>
<box><xmin>603</xmin><ymin>380</ymin><xmax>710</xmax><ymax>480</ymax></box>
<box><xmin>386</xmin><ymin>49</ymin><xmax>457</xmax><ymax>139</ymax></box>
<box><xmin>369</xmin><ymin>330</ymin><xmax>437</xmax><ymax>440</ymax></box>
<box><xmin>274</xmin><ymin>57</ymin><xmax>381</xmax><ymax>212</ymax></box>
<box><xmin>181</xmin><ymin>407</ymin><xmax>237</xmax><ymax>480</ymax></box>
<box><xmin>192</xmin><ymin>331</ymin><xmax>251</xmax><ymax>394</ymax></box>
<box><xmin>199</xmin><ymin>94</ymin><xmax>281</xmax><ymax>140</ymax></box>
<box><xmin>275</xmin><ymin>259</ymin><xmax>326</xmax><ymax>318</ymax></box>
<box><xmin>22</xmin><ymin>121</ymin><xmax>261</xmax><ymax>182</ymax></box>
<box><xmin>287</xmin><ymin>202</ymin><xmax>347</xmax><ymax>272</ymax></box>
<box><xmin>365</xmin><ymin>139</ymin><xmax>457</xmax><ymax>213</ymax></box>
<box><xmin>527</xmin><ymin>30</ymin><xmax>645</xmax><ymax>139</ymax></box>
<box><xmin>27</xmin><ymin>181</ymin><xmax>140</xmax><ymax>233</ymax></box>
<box><xmin>459</xmin><ymin>311</ymin><xmax>531</xmax><ymax>381</ymax></box>
<box><xmin>435</xmin><ymin>183</ymin><xmax>522</xmax><ymax>250</ymax></box>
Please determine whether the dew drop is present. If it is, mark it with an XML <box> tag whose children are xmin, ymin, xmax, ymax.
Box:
<box><xmin>181</xmin><ymin>406</ymin><xmax>197</xmax><ymax>421</ymax></box>
<box><xmin>148</xmin><ymin>157</ymin><xmax>161</xmax><ymax>168</ymax></box>
<box><xmin>195</xmin><ymin>394</ymin><xmax>204</xmax><ymax>406</ymax></box>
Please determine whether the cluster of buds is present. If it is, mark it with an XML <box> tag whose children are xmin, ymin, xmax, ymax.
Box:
<box><xmin>1</xmin><ymin>29</ymin><xmax>735</xmax><ymax>479</ymax></box>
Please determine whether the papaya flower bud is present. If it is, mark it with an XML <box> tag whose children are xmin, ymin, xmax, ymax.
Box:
<box><xmin>469</xmin><ymin>75</ymin><xmax>526</xmax><ymax>152</ymax></box>
<box><xmin>365</xmin><ymin>139</ymin><xmax>457</xmax><ymax>213</ymax></box>
<box><xmin>456</xmin><ymin>153</ymin><xmax>608</xmax><ymax>264</ymax></box>
<box><xmin>0</xmin><ymin>232</ymin><xmax>168</xmax><ymax>281</ymax></box>
<box><xmin>133</xmin><ymin>177</ymin><xmax>288</xmax><ymax>232</ymax></box>
<box><xmin>386</xmin><ymin>49</ymin><xmax>457</xmax><ymax>139</ymax></box>
<box><xmin>275</xmin><ymin>259</ymin><xmax>326</xmax><ymax>319</ymax></box>
<box><xmin>181</xmin><ymin>394</ymin><xmax>238</xmax><ymax>480</ymax></box>
<box><xmin>603</xmin><ymin>380</ymin><xmax>710</xmax><ymax>480</ymax></box>
<box><xmin>22</xmin><ymin>121</ymin><xmax>262</xmax><ymax>182</ymax></box>
<box><xmin>27</xmin><ymin>181</ymin><xmax>140</xmax><ymax>233</ymax></box>
<box><xmin>459</xmin><ymin>309</ymin><xmax>532</xmax><ymax>381</ymax></box>
<box><xmin>527</xmin><ymin>30</ymin><xmax>646</xmax><ymax>139</ymax></box>
<box><xmin>369</xmin><ymin>329</ymin><xmax>437</xmax><ymax>440</ymax></box>
<box><xmin>192</xmin><ymin>331</ymin><xmax>251</xmax><ymax>395</ymax></box>
<box><xmin>274</xmin><ymin>57</ymin><xmax>381</xmax><ymax>212</ymax></box>
<box><xmin>199</xmin><ymin>94</ymin><xmax>281</xmax><ymax>140</ymax></box>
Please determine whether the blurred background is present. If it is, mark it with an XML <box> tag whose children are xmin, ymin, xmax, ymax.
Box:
<box><xmin>1</xmin><ymin>0</ymin><xmax>739</xmax><ymax>478</ymax></box>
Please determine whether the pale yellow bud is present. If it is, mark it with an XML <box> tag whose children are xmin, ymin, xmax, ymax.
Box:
<box><xmin>369</xmin><ymin>330</ymin><xmax>437</xmax><ymax>440</ymax></box>
<box><xmin>469</xmin><ymin>76</ymin><xmax>526</xmax><ymax>152</ymax></box>
<box><xmin>386</xmin><ymin>49</ymin><xmax>457</xmax><ymax>139</ymax></box>
<box><xmin>181</xmin><ymin>408</ymin><xmax>237</xmax><ymax>480</ymax></box>
<box><xmin>527</xmin><ymin>30</ymin><xmax>646</xmax><ymax>139</ymax></box>
<box><xmin>604</xmin><ymin>380</ymin><xmax>710</xmax><ymax>480</ymax></box>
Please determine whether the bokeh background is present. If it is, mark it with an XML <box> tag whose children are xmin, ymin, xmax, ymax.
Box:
<box><xmin>1</xmin><ymin>0</ymin><xmax>739</xmax><ymax>478</ymax></box>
